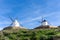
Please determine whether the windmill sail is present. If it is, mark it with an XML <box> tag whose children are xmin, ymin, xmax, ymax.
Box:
<box><xmin>9</xmin><ymin>16</ymin><xmax>14</xmax><ymax>22</ymax></box>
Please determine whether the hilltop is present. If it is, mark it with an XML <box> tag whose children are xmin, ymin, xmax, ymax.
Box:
<box><xmin>0</xmin><ymin>19</ymin><xmax>60</xmax><ymax>40</ymax></box>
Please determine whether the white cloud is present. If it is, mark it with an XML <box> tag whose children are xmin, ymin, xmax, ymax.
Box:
<box><xmin>21</xmin><ymin>12</ymin><xmax>56</xmax><ymax>24</ymax></box>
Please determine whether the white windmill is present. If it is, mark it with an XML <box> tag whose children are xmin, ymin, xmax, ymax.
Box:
<box><xmin>9</xmin><ymin>16</ymin><xmax>26</xmax><ymax>29</ymax></box>
<box><xmin>38</xmin><ymin>17</ymin><xmax>49</xmax><ymax>26</ymax></box>
<box><xmin>41</xmin><ymin>19</ymin><xmax>49</xmax><ymax>26</ymax></box>
<box><xmin>35</xmin><ymin>17</ymin><xmax>58</xmax><ymax>29</ymax></box>
<box><xmin>11</xmin><ymin>19</ymin><xmax>20</xmax><ymax>27</ymax></box>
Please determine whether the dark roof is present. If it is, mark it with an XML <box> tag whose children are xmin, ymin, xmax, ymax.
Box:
<box><xmin>42</xmin><ymin>19</ymin><xmax>47</xmax><ymax>22</ymax></box>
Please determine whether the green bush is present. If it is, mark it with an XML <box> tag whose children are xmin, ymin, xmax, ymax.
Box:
<box><xmin>0</xmin><ymin>29</ymin><xmax>60</xmax><ymax>40</ymax></box>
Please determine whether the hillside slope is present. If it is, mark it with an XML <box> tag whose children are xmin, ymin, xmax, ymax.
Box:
<box><xmin>0</xmin><ymin>28</ymin><xmax>60</xmax><ymax>40</ymax></box>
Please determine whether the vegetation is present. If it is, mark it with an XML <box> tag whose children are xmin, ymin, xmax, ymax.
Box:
<box><xmin>0</xmin><ymin>28</ymin><xmax>60</xmax><ymax>40</ymax></box>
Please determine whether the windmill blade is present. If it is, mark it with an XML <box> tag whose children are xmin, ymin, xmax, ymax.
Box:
<box><xmin>15</xmin><ymin>17</ymin><xmax>18</xmax><ymax>19</ymax></box>
<box><xmin>48</xmin><ymin>22</ymin><xmax>51</xmax><ymax>25</ymax></box>
<box><xmin>37</xmin><ymin>17</ymin><xmax>45</xmax><ymax>23</ymax></box>
<box><xmin>38</xmin><ymin>21</ymin><xmax>41</xmax><ymax>23</ymax></box>
<box><xmin>8</xmin><ymin>16</ymin><xmax>14</xmax><ymax>22</ymax></box>
<box><xmin>9</xmin><ymin>23</ymin><xmax>13</xmax><ymax>26</ymax></box>
<box><xmin>15</xmin><ymin>16</ymin><xmax>19</xmax><ymax>20</ymax></box>
<box><xmin>20</xmin><ymin>24</ymin><xmax>23</xmax><ymax>27</ymax></box>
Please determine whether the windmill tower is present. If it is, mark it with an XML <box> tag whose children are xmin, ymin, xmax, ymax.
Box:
<box><xmin>11</xmin><ymin>19</ymin><xmax>20</xmax><ymax>27</ymax></box>
<box><xmin>41</xmin><ymin>19</ymin><xmax>49</xmax><ymax>26</ymax></box>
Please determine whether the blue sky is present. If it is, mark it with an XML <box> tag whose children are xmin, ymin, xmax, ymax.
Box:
<box><xmin>0</xmin><ymin>0</ymin><xmax>60</xmax><ymax>30</ymax></box>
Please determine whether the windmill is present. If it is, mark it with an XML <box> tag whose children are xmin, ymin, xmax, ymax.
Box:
<box><xmin>3</xmin><ymin>16</ymin><xmax>26</xmax><ymax>30</ymax></box>
<box><xmin>8</xmin><ymin>16</ymin><xmax>25</xmax><ymax>28</ymax></box>
<box><xmin>38</xmin><ymin>17</ymin><xmax>50</xmax><ymax>26</ymax></box>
